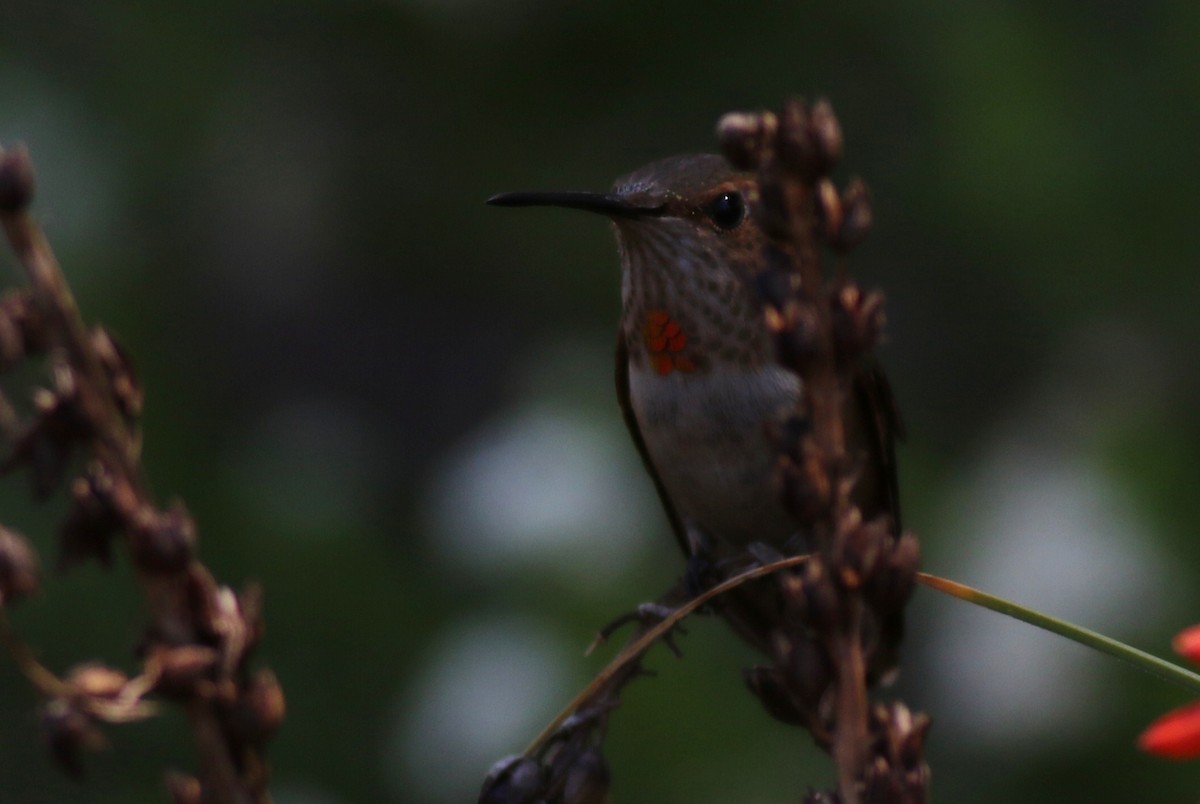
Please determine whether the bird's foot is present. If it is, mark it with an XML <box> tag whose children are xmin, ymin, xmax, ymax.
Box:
<box><xmin>684</xmin><ymin>553</ymin><xmax>722</xmax><ymax>600</ymax></box>
<box><xmin>589</xmin><ymin>601</ymin><xmax>686</xmax><ymax>657</ymax></box>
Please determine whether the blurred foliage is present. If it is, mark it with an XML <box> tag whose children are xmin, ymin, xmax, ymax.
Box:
<box><xmin>0</xmin><ymin>1</ymin><xmax>1199</xmax><ymax>802</ymax></box>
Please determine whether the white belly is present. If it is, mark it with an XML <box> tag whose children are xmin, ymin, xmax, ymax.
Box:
<box><xmin>629</xmin><ymin>365</ymin><xmax>802</xmax><ymax>557</ymax></box>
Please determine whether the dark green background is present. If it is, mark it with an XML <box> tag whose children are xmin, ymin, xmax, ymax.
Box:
<box><xmin>1</xmin><ymin>2</ymin><xmax>1198</xmax><ymax>801</ymax></box>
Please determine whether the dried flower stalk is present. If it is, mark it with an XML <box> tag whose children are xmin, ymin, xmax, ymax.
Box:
<box><xmin>0</xmin><ymin>145</ymin><xmax>282</xmax><ymax>803</ymax></box>
<box><xmin>718</xmin><ymin>97</ymin><xmax>926</xmax><ymax>802</ymax></box>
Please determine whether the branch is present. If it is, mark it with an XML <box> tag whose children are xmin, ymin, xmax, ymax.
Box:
<box><xmin>0</xmin><ymin>144</ymin><xmax>282</xmax><ymax>802</ymax></box>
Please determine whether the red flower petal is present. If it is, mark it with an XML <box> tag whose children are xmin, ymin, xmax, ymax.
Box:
<box><xmin>1173</xmin><ymin>625</ymin><xmax>1200</xmax><ymax>665</ymax></box>
<box><xmin>1139</xmin><ymin>701</ymin><xmax>1200</xmax><ymax>760</ymax></box>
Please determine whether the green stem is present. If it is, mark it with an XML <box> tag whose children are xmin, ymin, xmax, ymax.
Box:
<box><xmin>919</xmin><ymin>572</ymin><xmax>1200</xmax><ymax>696</ymax></box>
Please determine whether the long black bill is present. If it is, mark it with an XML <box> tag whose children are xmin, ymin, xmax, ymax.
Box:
<box><xmin>486</xmin><ymin>190</ymin><xmax>664</xmax><ymax>219</ymax></box>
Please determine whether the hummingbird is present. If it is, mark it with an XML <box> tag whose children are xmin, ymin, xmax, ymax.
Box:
<box><xmin>489</xmin><ymin>154</ymin><xmax>900</xmax><ymax>652</ymax></box>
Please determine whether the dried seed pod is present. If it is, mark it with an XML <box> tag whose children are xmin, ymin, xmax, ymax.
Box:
<box><xmin>130</xmin><ymin>500</ymin><xmax>196</xmax><ymax>574</ymax></box>
<box><xmin>788</xmin><ymin>635</ymin><xmax>835</xmax><ymax>710</ymax></box>
<box><xmin>777</xmin><ymin>445</ymin><xmax>832</xmax><ymax>524</ymax></box>
<box><xmin>773</xmin><ymin>97</ymin><xmax>844</xmax><ymax>181</ymax></box>
<box><xmin>0</xmin><ymin>290</ymin><xmax>44</xmax><ymax>369</ymax></box>
<box><xmin>227</xmin><ymin>669</ymin><xmax>285</xmax><ymax>745</ymax></box>
<box><xmin>0</xmin><ymin>307</ymin><xmax>24</xmax><ymax>370</ymax></box>
<box><xmin>42</xmin><ymin>697</ymin><xmax>106</xmax><ymax>777</ymax></box>
<box><xmin>67</xmin><ymin>663</ymin><xmax>128</xmax><ymax>700</ymax></box>
<box><xmin>831</xmin><ymin>282</ymin><xmax>886</xmax><ymax>361</ymax></box>
<box><xmin>58</xmin><ymin>464</ymin><xmax>128</xmax><ymax>571</ymax></box>
<box><xmin>866</xmin><ymin>529</ymin><xmax>920</xmax><ymax>612</ymax></box>
<box><xmin>775</xmin><ymin>303</ymin><xmax>823</xmax><ymax>373</ymax></box>
<box><xmin>863</xmin><ymin>755</ymin><xmax>904</xmax><ymax>803</ymax></box>
<box><xmin>0</xmin><ymin>146</ymin><xmax>35</xmax><ymax>214</ymax></box>
<box><xmin>809</xmin><ymin>100</ymin><xmax>844</xmax><ymax>169</ymax></box>
<box><xmin>763</xmin><ymin>627</ymin><xmax>834</xmax><ymax>714</ymax></box>
<box><xmin>561</xmin><ymin>747</ymin><xmax>609</xmax><ymax>804</ymax></box>
<box><xmin>776</xmin><ymin>98</ymin><xmax>817</xmax><ymax>178</ymax></box>
<box><xmin>745</xmin><ymin>665</ymin><xmax>806</xmax><ymax>726</ymax></box>
<box><xmin>479</xmin><ymin>755</ymin><xmax>544</xmax><ymax>804</ymax></box>
<box><xmin>899</xmin><ymin>713</ymin><xmax>932</xmax><ymax>770</ymax></box>
<box><xmin>184</xmin><ymin>565</ymin><xmax>223</xmax><ymax>640</ymax></box>
<box><xmin>777</xmin><ymin>571</ymin><xmax>808</xmax><ymax>617</ymax></box>
<box><xmin>165</xmin><ymin>772</ymin><xmax>202</xmax><ymax>804</ymax></box>
<box><xmin>148</xmin><ymin>644</ymin><xmax>221</xmax><ymax>698</ymax></box>
<box><xmin>717</xmin><ymin>110</ymin><xmax>778</xmax><ymax>170</ymax></box>
<box><xmin>816</xmin><ymin>179</ymin><xmax>844</xmax><ymax>245</ymax></box>
<box><xmin>3</xmin><ymin>385</ymin><xmax>91</xmax><ymax>499</ymax></box>
<box><xmin>0</xmin><ymin>524</ymin><xmax>39</xmax><ymax>604</ymax></box>
<box><xmin>800</xmin><ymin>560</ymin><xmax>840</xmax><ymax>632</ymax></box>
<box><xmin>834</xmin><ymin>512</ymin><xmax>891</xmax><ymax>591</ymax></box>
<box><xmin>237</xmin><ymin>582</ymin><xmax>266</xmax><ymax>648</ymax></box>
<box><xmin>833</xmin><ymin>178</ymin><xmax>873</xmax><ymax>253</ymax></box>
<box><xmin>91</xmin><ymin>327</ymin><xmax>143</xmax><ymax>420</ymax></box>
<box><xmin>863</xmin><ymin>702</ymin><xmax>931</xmax><ymax>802</ymax></box>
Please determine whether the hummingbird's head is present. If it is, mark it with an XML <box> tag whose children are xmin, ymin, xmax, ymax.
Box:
<box><xmin>488</xmin><ymin>154</ymin><xmax>772</xmax><ymax>374</ymax></box>
<box><xmin>607</xmin><ymin>153</ymin><xmax>762</xmax><ymax>277</ymax></box>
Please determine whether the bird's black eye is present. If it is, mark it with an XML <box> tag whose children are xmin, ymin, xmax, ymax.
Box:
<box><xmin>707</xmin><ymin>191</ymin><xmax>746</xmax><ymax>230</ymax></box>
